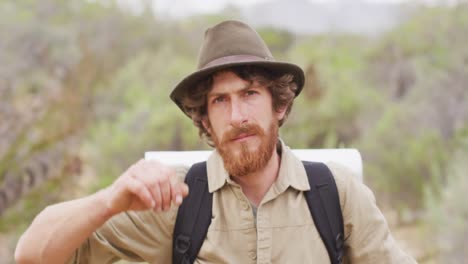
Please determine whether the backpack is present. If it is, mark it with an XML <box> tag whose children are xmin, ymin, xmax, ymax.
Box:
<box><xmin>173</xmin><ymin>161</ymin><xmax>344</xmax><ymax>264</ymax></box>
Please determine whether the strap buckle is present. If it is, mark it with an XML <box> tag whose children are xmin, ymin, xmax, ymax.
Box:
<box><xmin>175</xmin><ymin>235</ymin><xmax>191</xmax><ymax>254</ymax></box>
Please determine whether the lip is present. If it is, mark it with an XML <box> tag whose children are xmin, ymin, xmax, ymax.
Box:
<box><xmin>232</xmin><ymin>133</ymin><xmax>254</xmax><ymax>142</ymax></box>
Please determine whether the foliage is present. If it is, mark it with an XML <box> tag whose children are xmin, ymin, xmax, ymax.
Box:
<box><xmin>283</xmin><ymin>34</ymin><xmax>375</xmax><ymax>148</ymax></box>
<box><xmin>424</xmin><ymin>129</ymin><xmax>468</xmax><ymax>263</ymax></box>
<box><xmin>84</xmin><ymin>48</ymin><xmax>205</xmax><ymax>191</ymax></box>
<box><xmin>258</xmin><ymin>28</ymin><xmax>295</xmax><ymax>56</ymax></box>
<box><xmin>360</xmin><ymin>106</ymin><xmax>449</xmax><ymax>210</ymax></box>
<box><xmin>357</xmin><ymin>4</ymin><xmax>468</xmax><ymax>215</ymax></box>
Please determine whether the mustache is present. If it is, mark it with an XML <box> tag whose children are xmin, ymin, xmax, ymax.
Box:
<box><xmin>221</xmin><ymin>123</ymin><xmax>264</xmax><ymax>143</ymax></box>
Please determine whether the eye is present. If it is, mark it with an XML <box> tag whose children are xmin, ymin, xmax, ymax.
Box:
<box><xmin>212</xmin><ymin>96</ymin><xmax>225</xmax><ymax>104</ymax></box>
<box><xmin>245</xmin><ymin>90</ymin><xmax>258</xmax><ymax>96</ymax></box>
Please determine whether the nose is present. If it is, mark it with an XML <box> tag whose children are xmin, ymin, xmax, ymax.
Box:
<box><xmin>230</xmin><ymin>98</ymin><xmax>247</xmax><ymax>126</ymax></box>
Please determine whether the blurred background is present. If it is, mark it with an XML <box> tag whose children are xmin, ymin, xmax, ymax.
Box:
<box><xmin>0</xmin><ymin>0</ymin><xmax>467</xmax><ymax>263</ymax></box>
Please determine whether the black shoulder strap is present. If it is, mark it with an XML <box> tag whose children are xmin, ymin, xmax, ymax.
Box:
<box><xmin>303</xmin><ymin>161</ymin><xmax>344</xmax><ymax>264</ymax></box>
<box><xmin>173</xmin><ymin>162</ymin><xmax>212</xmax><ymax>264</ymax></box>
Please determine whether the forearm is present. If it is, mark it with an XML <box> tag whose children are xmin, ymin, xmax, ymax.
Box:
<box><xmin>15</xmin><ymin>189</ymin><xmax>112</xmax><ymax>264</ymax></box>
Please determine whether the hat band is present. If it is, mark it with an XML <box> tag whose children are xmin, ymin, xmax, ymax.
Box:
<box><xmin>201</xmin><ymin>54</ymin><xmax>274</xmax><ymax>70</ymax></box>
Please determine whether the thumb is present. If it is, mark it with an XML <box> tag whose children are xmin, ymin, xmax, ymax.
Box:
<box><xmin>181</xmin><ymin>183</ymin><xmax>189</xmax><ymax>198</ymax></box>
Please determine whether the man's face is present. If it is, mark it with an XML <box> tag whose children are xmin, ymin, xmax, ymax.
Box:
<box><xmin>203</xmin><ymin>71</ymin><xmax>286</xmax><ymax>177</ymax></box>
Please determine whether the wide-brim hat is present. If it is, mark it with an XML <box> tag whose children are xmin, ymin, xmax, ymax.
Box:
<box><xmin>170</xmin><ymin>20</ymin><xmax>305</xmax><ymax>117</ymax></box>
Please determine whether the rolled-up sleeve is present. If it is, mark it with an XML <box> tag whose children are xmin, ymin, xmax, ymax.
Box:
<box><xmin>327</xmin><ymin>162</ymin><xmax>417</xmax><ymax>264</ymax></box>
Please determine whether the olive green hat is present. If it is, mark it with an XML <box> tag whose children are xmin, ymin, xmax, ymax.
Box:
<box><xmin>170</xmin><ymin>20</ymin><xmax>305</xmax><ymax>117</ymax></box>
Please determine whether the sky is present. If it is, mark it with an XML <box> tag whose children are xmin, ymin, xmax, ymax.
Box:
<box><xmin>116</xmin><ymin>0</ymin><xmax>435</xmax><ymax>18</ymax></box>
<box><xmin>154</xmin><ymin>0</ymin><xmax>454</xmax><ymax>17</ymax></box>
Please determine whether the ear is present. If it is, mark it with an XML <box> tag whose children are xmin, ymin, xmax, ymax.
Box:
<box><xmin>275</xmin><ymin>106</ymin><xmax>287</xmax><ymax>122</ymax></box>
<box><xmin>201</xmin><ymin>117</ymin><xmax>212</xmax><ymax>134</ymax></box>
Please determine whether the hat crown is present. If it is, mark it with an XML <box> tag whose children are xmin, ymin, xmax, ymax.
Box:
<box><xmin>197</xmin><ymin>20</ymin><xmax>274</xmax><ymax>69</ymax></box>
<box><xmin>170</xmin><ymin>20</ymin><xmax>305</xmax><ymax>118</ymax></box>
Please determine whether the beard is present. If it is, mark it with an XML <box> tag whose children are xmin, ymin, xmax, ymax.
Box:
<box><xmin>212</xmin><ymin>120</ymin><xmax>278</xmax><ymax>177</ymax></box>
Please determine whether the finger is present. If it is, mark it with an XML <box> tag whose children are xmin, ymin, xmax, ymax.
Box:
<box><xmin>170</xmin><ymin>181</ymin><xmax>183</xmax><ymax>206</ymax></box>
<box><xmin>180</xmin><ymin>183</ymin><xmax>189</xmax><ymax>197</ymax></box>
<box><xmin>158</xmin><ymin>174</ymin><xmax>171</xmax><ymax>211</ymax></box>
<box><xmin>133</xmin><ymin>163</ymin><xmax>162</xmax><ymax>212</ymax></box>
<box><xmin>146</xmin><ymin>161</ymin><xmax>172</xmax><ymax>211</ymax></box>
<box><xmin>125</xmin><ymin>177</ymin><xmax>155</xmax><ymax>209</ymax></box>
<box><xmin>151</xmin><ymin>163</ymin><xmax>176</xmax><ymax>210</ymax></box>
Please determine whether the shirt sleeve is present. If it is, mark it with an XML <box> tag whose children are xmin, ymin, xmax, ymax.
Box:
<box><xmin>66</xmin><ymin>164</ymin><xmax>189</xmax><ymax>264</ymax></box>
<box><xmin>327</xmin><ymin>162</ymin><xmax>417</xmax><ymax>264</ymax></box>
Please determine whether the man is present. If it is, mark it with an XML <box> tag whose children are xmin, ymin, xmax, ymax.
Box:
<box><xmin>15</xmin><ymin>20</ymin><xmax>416</xmax><ymax>263</ymax></box>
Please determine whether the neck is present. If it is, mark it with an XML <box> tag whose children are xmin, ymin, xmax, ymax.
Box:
<box><xmin>231</xmin><ymin>149</ymin><xmax>281</xmax><ymax>207</ymax></box>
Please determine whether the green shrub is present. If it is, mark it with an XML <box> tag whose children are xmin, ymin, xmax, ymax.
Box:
<box><xmin>424</xmin><ymin>132</ymin><xmax>468</xmax><ymax>263</ymax></box>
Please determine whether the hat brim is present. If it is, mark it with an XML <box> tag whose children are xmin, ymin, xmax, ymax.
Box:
<box><xmin>170</xmin><ymin>60</ymin><xmax>305</xmax><ymax>117</ymax></box>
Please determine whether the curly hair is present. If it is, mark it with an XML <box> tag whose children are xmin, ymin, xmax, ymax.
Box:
<box><xmin>180</xmin><ymin>65</ymin><xmax>298</xmax><ymax>145</ymax></box>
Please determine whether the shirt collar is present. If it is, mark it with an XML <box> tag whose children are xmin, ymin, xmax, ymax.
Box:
<box><xmin>206</xmin><ymin>139</ymin><xmax>310</xmax><ymax>193</ymax></box>
<box><xmin>206</xmin><ymin>148</ymin><xmax>230</xmax><ymax>193</ymax></box>
<box><xmin>275</xmin><ymin>139</ymin><xmax>310</xmax><ymax>191</ymax></box>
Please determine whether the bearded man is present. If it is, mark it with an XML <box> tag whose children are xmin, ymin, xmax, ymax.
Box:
<box><xmin>15</xmin><ymin>20</ymin><xmax>416</xmax><ymax>264</ymax></box>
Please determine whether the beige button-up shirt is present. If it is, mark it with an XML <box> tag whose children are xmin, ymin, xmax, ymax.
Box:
<box><xmin>67</xmin><ymin>141</ymin><xmax>416</xmax><ymax>263</ymax></box>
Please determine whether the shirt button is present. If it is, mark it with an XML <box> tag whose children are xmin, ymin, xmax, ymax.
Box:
<box><xmin>242</xmin><ymin>202</ymin><xmax>249</xmax><ymax>210</ymax></box>
<box><xmin>249</xmin><ymin>251</ymin><xmax>257</xmax><ymax>260</ymax></box>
